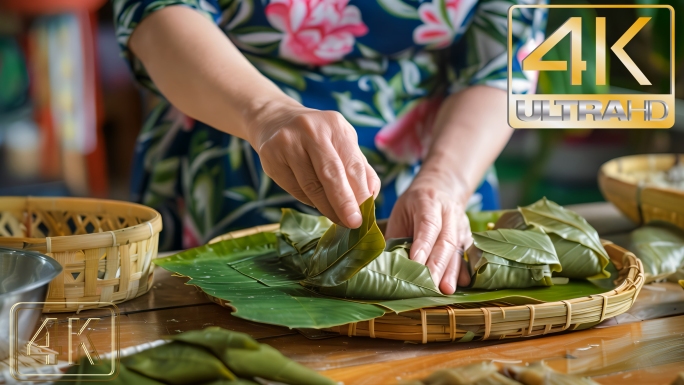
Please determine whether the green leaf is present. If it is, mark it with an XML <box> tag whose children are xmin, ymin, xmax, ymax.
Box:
<box><xmin>468</xmin><ymin>229</ymin><xmax>561</xmax><ymax>290</ymax></box>
<box><xmin>122</xmin><ymin>342</ymin><xmax>237</xmax><ymax>384</ymax></box>
<box><xmin>471</xmin><ymin>229</ymin><xmax>560</xmax><ymax>267</ymax></box>
<box><xmin>316</xmin><ymin>245</ymin><xmax>441</xmax><ymax>300</ymax></box>
<box><xmin>171</xmin><ymin>328</ymin><xmax>336</xmax><ymax>385</ymax></box>
<box><xmin>627</xmin><ymin>221</ymin><xmax>684</xmax><ymax>281</ymax></box>
<box><xmin>279</xmin><ymin>209</ymin><xmax>333</xmax><ymax>253</ymax></box>
<box><xmin>466</xmin><ymin>210</ymin><xmax>507</xmax><ymax>232</ymax></box>
<box><xmin>517</xmin><ymin>198</ymin><xmax>610</xmax><ymax>279</ymax></box>
<box><xmin>304</xmin><ymin>197</ymin><xmax>386</xmax><ymax>287</ymax></box>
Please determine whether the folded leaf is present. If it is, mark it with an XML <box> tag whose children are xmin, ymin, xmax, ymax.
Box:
<box><xmin>280</xmin><ymin>209</ymin><xmax>333</xmax><ymax>253</ymax></box>
<box><xmin>122</xmin><ymin>342</ymin><xmax>236</xmax><ymax>384</ymax></box>
<box><xmin>316</xmin><ymin>245</ymin><xmax>442</xmax><ymax>299</ymax></box>
<box><xmin>627</xmin><ymin>222</ymin><xmax>684</xmax><ymax>282</ymax></box>
<box><xmin>517</xmin><ymin>198</ymin><xmax>610</xmax><ymax>279</ymax></box>
<box><xmin>468</xmin><ymin>229</ymin><xmax>561</xmax><ymax>290</ymax></box>
<box><xmin>171</xmin><ymin>328</ymin><xmax>335</xmax><ymax>385</ymax></box>
<box><xmin>504</xmin><ymin>362</ymin><xmax>599</xmax><ymax>385</ymax></box>
<box><xmin>304</xmin><ymin>197</ymin><xmax>386</xmax><ymax>287</ymax></box>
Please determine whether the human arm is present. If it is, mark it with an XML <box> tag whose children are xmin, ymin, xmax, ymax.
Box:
<box><xmin>385</xmin><ymin>86</ymin><xmax>512</xmax><ymax>294</ymax></box>
<box><xmin>126</xmin><ymin>5</ymin><xmax>380</xmax><ymax>228</ymax></box>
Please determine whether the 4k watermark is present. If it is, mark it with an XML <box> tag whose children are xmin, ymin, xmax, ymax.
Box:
<box><xmin>10</xmin><ymin>302</ymin><xmax>119</xmax><ymax>381</ymax></box>
<box><xmin>508</xmin><ymin>4</ymin><xmax>675</xmax><ymax>129</ymax></box>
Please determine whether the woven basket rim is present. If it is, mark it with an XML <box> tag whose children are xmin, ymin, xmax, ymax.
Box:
<box><xmin>0</xmin><ymin>196</ymin><xmax>162</xmax><ymax>252</ymax></box>
<box><xmin>600</xmin><ymin>153</ymin><xmax>684</xmax><ymax>195</ymax></box>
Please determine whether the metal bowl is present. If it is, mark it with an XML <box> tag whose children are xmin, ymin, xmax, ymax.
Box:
<box><xmin>0</xmin><ymin>247</ymin><xmax>62</xmax><ymax>359</ymax></box>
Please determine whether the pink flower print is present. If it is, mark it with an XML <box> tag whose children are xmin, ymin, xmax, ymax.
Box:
<box><xmin>265</xmin><ymin>0</ymin><xmax>368</xmax><ymax>66</ymax></box>
<box><xmin>374</xmin><ymin>97</ymin><xmax>443</xmax><ymax>164</ymax></box>
<box><xmin>413</xmin><ymin>0</ymin><xmax>476</xmax><ymax>48</ymax></box>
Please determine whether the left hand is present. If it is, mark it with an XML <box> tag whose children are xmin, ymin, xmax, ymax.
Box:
<box><xmin>385</xmin><ymin>172</ymin><xmax>472</xmax><ymax>294</ymax></box>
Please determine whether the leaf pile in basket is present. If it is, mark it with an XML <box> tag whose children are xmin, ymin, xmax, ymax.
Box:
<box><xmin>400</xmin><ymin>361</ymin><xmax>598</xmax><ymax>385</ymax></box>
<box><xmin>155</xmin><ymin>197</ymin><xmax>615</xmax><ymax>329</ymax></box>
<box><xmin>625</xmin><ymin>221</ymin><xmax>684</xmax><ymax>283</ymax></box>
<box><xmin>57</xmin><ymin>327</ymin><xmax>334</xmax><ymax>385</ymax></box>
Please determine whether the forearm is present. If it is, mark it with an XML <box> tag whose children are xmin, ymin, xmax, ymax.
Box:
<box><xmin>129</xmin><ymin>5</ymin><xmax>298</xmax><ymax>141</ymax></box>
<box><xmin>420</xmin><ymin>86</ymin><xmax>513</xmax><ymax>204</ymax></box>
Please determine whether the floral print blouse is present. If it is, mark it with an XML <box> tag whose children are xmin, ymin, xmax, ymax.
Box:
<box><xmin>114</xmin><ymin>0</ymin><xmax>547</xmax><ymax>250</ymax></box>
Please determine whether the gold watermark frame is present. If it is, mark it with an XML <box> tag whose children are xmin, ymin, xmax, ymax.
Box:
<box><xmin>508</xmin><ymin>4</ymin><xmax>675</xmax><ymax>129</ymax></box>
<box><xmin>9</xmin><ymin>302</ymin><xmax>120</xmax><ymax>381</ymax></box>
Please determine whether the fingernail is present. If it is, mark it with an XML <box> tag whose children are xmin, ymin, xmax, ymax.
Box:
<box><xmin>347</xmin><ymin>212</ymin><xmax>362</xmax><ymax>228</ymax></box>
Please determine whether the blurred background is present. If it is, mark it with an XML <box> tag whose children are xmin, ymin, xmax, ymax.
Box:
<box><xmin>0</xmin><ymin>0</ymin><xmax>682</xmax><ymax>208</ymax></box>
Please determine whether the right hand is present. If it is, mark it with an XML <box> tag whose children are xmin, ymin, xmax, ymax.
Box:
<box><xmin>248</xmin><ymin>105</ymin><xmax>381</xmax><ymax>229</ymax></box>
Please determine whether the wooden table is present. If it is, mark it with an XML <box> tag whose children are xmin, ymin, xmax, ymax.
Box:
<box><xmin>38</xmin><ymin>203</ymin><xmax>684</xmax><ymax>384</ymax></box>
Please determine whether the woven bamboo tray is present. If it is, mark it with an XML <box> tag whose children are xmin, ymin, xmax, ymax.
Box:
<box><xmin>208</xmin><ymin>225</ymin><xmax>644</xmax><ymax>344</ymax></box>
<box><xmin>599</xmin><ymin>154</ymin><xmax>684</xmax><ymax>230</ymax></box>
<box><xmin>0</xmin><ymin>197</ymin><xmax>162</xmax><ymax>312</ymax></box>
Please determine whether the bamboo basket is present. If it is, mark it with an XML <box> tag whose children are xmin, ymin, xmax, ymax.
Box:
<box><xmin>0</xmin><ymin>197</ymin><xmax>162</xmax><ymax>312</ymax></box>
<box><xmin>208</xmin><ymin>226</ymin><xmax>644</xmax><ymax>344</ymax></box>
<box><xmin>599</xmin><ymin>154</ymin><xmax>684</xmax><ymax>230</ymax></box>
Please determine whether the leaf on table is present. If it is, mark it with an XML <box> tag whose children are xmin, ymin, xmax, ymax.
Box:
<box><xmin>170</xmin><ymin>328</ymin><xmax>336</xmax><ymax>385</ymax></box>
<box><xmin>627</xmin><ymin>221</ymin><xmax>684</xmax><ymax>282</ymax></box>
<box><xmin>122</xmin><ymin>342</ymin><xmax>237</xmax><ymax>385</ymax></box>
<box><xmin>518</xmin><ymin>197</ymin><xmax>610</xmax><ymax>279</ymax></box>
<box><xmin>304</xmin><ymin>196</ymin><xmax>386</xmax><ymax>287</ymax></box>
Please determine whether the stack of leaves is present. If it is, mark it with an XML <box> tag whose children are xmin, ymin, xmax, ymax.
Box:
<box><xmin>492</xmin><ymin>198</ymin><xmax>611</xmax><ymax>280</ymax></box>
<box><xmin>57</xmin><ymin>327</ymin><xmax>334</xmax><ymax>385</ymax></box>
<box><xmin>278</xmin><ymin>198</ymin><xmax>441</xmax><ymax>299</ymax></box>
<box><xmin>626</xmin><ymin>221</ymin><xmax>684</xmax><ymax>283</ymax></box>
<box><xmin>401</xmin><ymin>362</ymin><xmax>599</xmax><ymax>385</ymax></box>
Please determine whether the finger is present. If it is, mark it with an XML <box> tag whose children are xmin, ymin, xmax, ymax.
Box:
<box><xmin>439</xmin><ymin>249</ymin><xmax>463</xmax><ymax>294</ymax></box>
<box><xmin>425</xmin><ymin>206</ymin><xmax>458</xmax><ymax>286</ymax></box>
<box><xmin>410</xmin><ymin>204</ymin><xmax>442</xmax><ymax>265</ymax></box>
<box><xmin>307</xmin><ymin>142</ymin><xmax>363</xmax><ymax>228</ymax></box>
<box><xmin>288</xmin><ymin>154</ymin><xmax>342</xmax><ymax>225</ymax></box>
<box><xmin>365</xmin><ymin>162</ymin><xmax>381</xmax><ymax>199</ymax></box>
<box><xmin>333</xmin><ymin>136</ymin><xmax>373</xmax><ymax>206</ymax></box>
<box><xmin>267</xmin><ymin>161</ymin><xmax>314</xmax><ymax>207</ymax></box>
<box><xmin>458</xmin><ymin>257</ymin><xmax>471</xmax><ymax>287</ymax></box>
<box><xmin>384</xmin><ymin>206</ymin><xmax>411</xmax><ymax>240</ymax></box>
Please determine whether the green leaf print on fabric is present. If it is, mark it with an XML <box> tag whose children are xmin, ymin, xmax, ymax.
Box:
<box><xmin>377</xmin><ymin>0</ymin><xmax>420</xmax><ymax>19</ymax></box>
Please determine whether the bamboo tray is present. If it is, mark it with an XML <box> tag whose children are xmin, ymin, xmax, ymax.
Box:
<box><xmin>208</xmin><ymin>226</ymin><xmax>644</xmax><ymax>344</ymax></box>
<box><xmin>0</xmin><ymin>197</ymin><xmax>162</xmax><ymax>312</ymax></box>
<box><xmin>599</xmin><ymin>154</ymin><xmax>684</xmax><ymax>230</ymax></box>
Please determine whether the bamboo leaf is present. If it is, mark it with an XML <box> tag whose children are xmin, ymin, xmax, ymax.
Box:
<box><xmin>471</xmin><ymin>229</ymin><xmax>560</xmax><ymax>267</ymax></box>
<box><xmin>279</xmin><ymin>209</ymin><xmax>332</xmax><ymax>252</ymax></box>
<box><xmin>171</xmin><ymin>328</ymin><xmax>335</xmax><ymax>385</ymax></box>
<box><xmin>468</xmin><ymin>229</ymin><xmax>561</xmax><ymax>290</ymax></box>
<box><xmin>627</xmin><ymin>221</ymin><xmax>684</xmax><ymax>282</ymax></box>
<box><xmin>316</xmin><ymin>245</ymin><xmax>441</xmax><ymax>300</ymax></box>
<box><xmin>304</xmin><ymin>197</ymin><xmax>385</xmax><ymax>287</ymax></box>
<box><xmin>516</xmin><ymin>198</ymin><xmax>611</xmax><ymax>279</ymax></box>
<box><xmin>122</xmin><ymin>342</ymin><xmax>237</xmax><ymax>384</ymax></box>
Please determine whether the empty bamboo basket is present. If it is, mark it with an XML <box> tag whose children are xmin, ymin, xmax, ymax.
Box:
<box><xmin>0</xmin><ymin>197</ymin><xmax>162</xmax><ymax>312</ymax></box>
<box><xmin>599</xmin><ymin>154</ymin><xmax>684</xmax><ymax>230</ymax></box>
<box><xmin>208</xmin><ymin>227</ymin><xmax>644</xmax><ymax>344</ymax></box>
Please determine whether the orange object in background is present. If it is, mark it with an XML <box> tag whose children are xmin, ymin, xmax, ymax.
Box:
<box><xmin>0</xmin><ymin>0</ymin><xmax>106</xmax><ymax>15</ymax></box>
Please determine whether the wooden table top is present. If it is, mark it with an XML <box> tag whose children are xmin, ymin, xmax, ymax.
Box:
<box><xmin>37</xmin><ymin>203</ymin><xmax>684</xmax><ymax>384</ymax></box>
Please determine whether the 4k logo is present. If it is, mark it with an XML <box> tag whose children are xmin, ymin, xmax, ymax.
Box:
<box><xmin>508</xmin><ymin>4</ymin><xmax>675</xmax><ymax>129</ymax></box>
<box><xmin>10</xmin><ymin>302</ymin><xmax>119</xmax><ymax>381</ymax></box>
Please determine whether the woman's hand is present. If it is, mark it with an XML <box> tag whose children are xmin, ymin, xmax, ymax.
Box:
<box><xmin>249</xmin><ymin>104</ymin><xmax>381</xmax><ymax>228</ymax></box>
<box><xmin>385</xmin><ymin>171</ymin><xmax>472</xmax><ymax>294</ymax></box>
